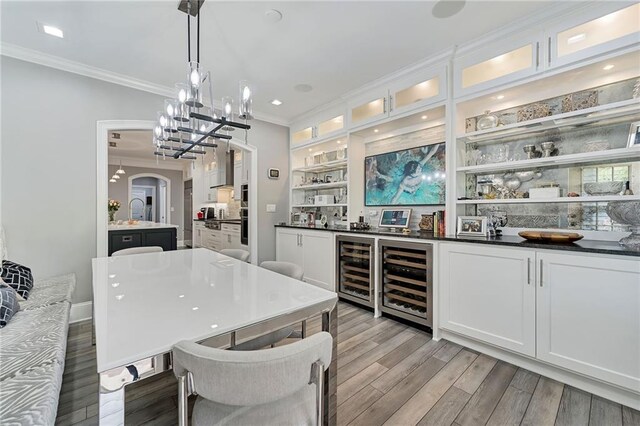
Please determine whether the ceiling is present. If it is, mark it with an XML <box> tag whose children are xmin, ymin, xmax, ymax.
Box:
<box><xmin>108</xmin><ymin>130</ymin><xmax>156</xmax><ymax>160</ymax></box>
<box><xmin>2</xmin><ymin>1</ymin><xmax>568</xmax><ymax>123</ymax></box>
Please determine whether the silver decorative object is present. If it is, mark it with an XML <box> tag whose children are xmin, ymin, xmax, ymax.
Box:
<box><xmin>477</xmin><ymin>110</ymin><xmax>499</xmax><ymax>130</ymax></box>
<box><xmin>541</xmin><ymin>141</ymin><xmax>558</xmax><ymax>157</ymax></box>
<box><xmin>607</xmin><ymin>201</ymin><xmax>640</xmax><ymax>249</ymax></box>
<box><xmin>583</xmin><ymin>181</ymin><xmax>624</xmax><ymax>196</ymax></box>
<box><xmin>523</xmin><ymin>144</ymin><xmax>541</xmax><ymax>159</ymax></box>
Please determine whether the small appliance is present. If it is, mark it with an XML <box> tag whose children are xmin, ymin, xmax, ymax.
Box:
<box><xmin>200</xmin><ymin>207</ymin><xmax>216</xmax><ymax>220</ymax></box>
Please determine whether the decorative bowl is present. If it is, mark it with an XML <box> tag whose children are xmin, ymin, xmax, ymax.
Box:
<box><xmin>607</xmin><ymin>200</ymin><xmax>640</xmax><ymax>249</ymax></box>
<box><xmin>583</xmin><ymin>181</ymin><xmax>624</xmax><ymax>196</ymax></box>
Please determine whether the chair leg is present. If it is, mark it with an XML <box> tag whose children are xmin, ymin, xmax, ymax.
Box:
<box><xmin>310</xmin><ymin>361</ymin><xmax>324</xmax><ymax>426</ymax></box>
<box><xmin>178</xmin><ymin>374</ymin><xmax>189</xmax><ymax>426</ymax></box>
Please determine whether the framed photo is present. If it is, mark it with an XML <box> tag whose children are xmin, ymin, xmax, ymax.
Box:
<box><xmin>457</xmin><ymin>216</ymin><xmax>488</xmax><ymax>236</ymax></box>
<box><xmin>365</xmin><ymin>142</ymin><xmax>446</xmax><ymax>206</ymax></box>
<box><xmin>628</xmin><ymin>121</ymin><xmax>640</xmax><ymax>148</ymax></box>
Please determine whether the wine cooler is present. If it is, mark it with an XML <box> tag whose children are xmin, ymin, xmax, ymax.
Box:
<box><xmin>379</xmin><ymin>240</ymin><xmax>433</xmax><ymax>327</ymax></box>
<box><xmin>336</xmin><ymin>236</ymin><xmax>374</xmax><ymax>308</ymax></box>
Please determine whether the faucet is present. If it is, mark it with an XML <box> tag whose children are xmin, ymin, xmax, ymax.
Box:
<box><xmin>128</xmin><ymin>198</ymin><xmax>146</xmax><ymax>221</ymax></box>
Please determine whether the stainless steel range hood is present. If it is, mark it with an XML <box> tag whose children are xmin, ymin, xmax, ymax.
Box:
<box><xmin>210</xmin><ymin>149</ymin><xmax>235</xmax><ymax>189</ymax></box>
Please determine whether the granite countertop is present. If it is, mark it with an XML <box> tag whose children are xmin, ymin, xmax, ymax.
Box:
<box><xmin>109</xmin><ymin>221</ymin><xmax>179</xmax><ymax>231</ymax></box>
<box><xmin>193</xmin><ymin>218</ymin><xmax>241</xmax><ymax>224</ymax></box>
<box><xmin>274</xmin><ymin>224</ymin><xmax>639</xmax><ymax>257</ymax></box>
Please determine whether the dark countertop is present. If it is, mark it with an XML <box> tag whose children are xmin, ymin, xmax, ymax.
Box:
<box><xmin>194</xmin><ymin>218</ymin><xmax>241</xmax><ymax>224</ymax></box>
<box><xmin>274</xmin><ymin>224</ymin><xmax>640</xmax><ymax>257</ymax></box>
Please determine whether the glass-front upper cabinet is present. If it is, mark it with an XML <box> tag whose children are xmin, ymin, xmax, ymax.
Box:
<box><xmin>549</xmin><ymin>3</ymin><xmax>640</xmax><ymax>68</ymax></box>
<box><xmin>349</xmin><ymin>90</ymin><xmax>389</xmax><ymax>128</ymax></box>
<box><xmin>454</xmin><ymin>35</ymin><xmax>541</xmax><ymax>97</ymax></box>
<box><xmin>290</xmin><ymin>104</ymin><xmax>346</xmax><ymax>147</ymax></box>
<box><xmin>389</xmin><ymin>67</ymin><xmax>446</xmax><ymax>116</ymax></box>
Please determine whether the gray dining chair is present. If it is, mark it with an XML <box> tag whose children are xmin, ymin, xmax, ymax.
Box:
<box><xmin>173</xmin><ymin>331</ymin><xmax>332</xmax><ymax>426</ymax></box>
<box><xmin>220</xmin><ymin>249</ymin><xmax>250</xmax><ymax>262</ymax></box>
<box><xmin>111</xmin><ymin>246</ymin><xmax>163</xmax><ymax>256</ymax></box>
<box><xmin>260</xmin><ymin>260</ymin><xmax>304</xmax><ymax>280</ymax></box>
<box><xmin>231</xmin><ymin>261</ymin><xmax>305</xmax><ymax>351</ymax></box>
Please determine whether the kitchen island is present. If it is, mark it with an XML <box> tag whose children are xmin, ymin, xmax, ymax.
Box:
<box><xmin>108</xmin><ymin>222</ymin><xmax>178</xmax><ymax>255</ymax></box>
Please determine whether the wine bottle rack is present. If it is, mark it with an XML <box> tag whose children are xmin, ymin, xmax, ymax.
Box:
<box><xmin>336</xmin><ymin>236</ymin><xmax>374</xmax><ymax>308</ymax></box>
<box><xmin>379</xmin><ymin>240</ymin><xmax>433</xmax><ymax>327</ymax></box>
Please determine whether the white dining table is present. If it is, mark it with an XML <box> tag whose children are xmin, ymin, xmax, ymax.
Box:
<box><xmin>92</xmin><ymin>248</ymin><xmax>338</xmax><ymax>425</ymax></box>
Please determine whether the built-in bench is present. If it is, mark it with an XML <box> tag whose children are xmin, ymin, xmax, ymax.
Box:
<box><xmin>0</xmin><ymin>273</ymin><xmax>76</xmax><ymax>424</ymax></box>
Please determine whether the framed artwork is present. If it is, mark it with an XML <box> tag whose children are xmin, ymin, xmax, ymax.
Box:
<box><xmin>365</xmin><ymin>142</ymin><xmax>446</xmax><ymax>206</ymax></box>
<box><xmin>628</xmin><ymin>121</ymin><xmax>640</xmax><ymax>148</ymax></box>
<box><xmin>457</xmin><ymin>216</ymin><xmax>488</xmax><ymax>236</ymax></box>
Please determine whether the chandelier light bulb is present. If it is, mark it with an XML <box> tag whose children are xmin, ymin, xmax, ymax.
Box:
<box><xmin>239</xmin><ymin>80</ymin><xmax>253</xmax><ymax>119</ymax></box>
<box><xmin>176</xmin><ymin>84</ymin><xmax>188</xmax><ymax>103</ymax></box>
<box><xmin>242</xmin><ymin>86</ymin><xmax>251</xmax><ymax>102</ymax></box>
<box><xmin>154</xmin><ymin>125</ymin><xmax>162</xmax><ymax>138</ymax></box>
<box><xmin>222</xmin><ymin>97</ymin><xmax>234</xmax><ymax>118</ymax></box>
<box><xmin>190</xmin><ymin>69</ymin><xmax>201</xmax><ymax>86</ymax></box>
<box><xmin>165</xmin><ymin>100</ymin><xmax>174</xmax><ymax>117</ymax></box>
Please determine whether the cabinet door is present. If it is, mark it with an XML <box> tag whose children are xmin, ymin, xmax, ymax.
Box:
<box><xmin>348</xmin><ymin>88</ymin><xmax>389</xmax><ymax>128</ymax></box>
<box><xmin>454</xmin><ymin>36</ymin><xmax>541</xmax><ymax>97</ymax></box>
<box><xmin>233</xmin><ymin>161</ymin><xmax>242</xmax><ymax>201</ymax></box>
<box><xmin>301</xmin><ymin>230</ymin><xmax>335</xmax><ymax>291</ymax></box>
<box><xmin>536</xmin><ymin>252</ymin><xmax>640</xmax><ymax>391</ymax></box>
<box><xmin>549</xmin><ymin>3</ymin><xmax>640</xmax><ymax>69</ymax></box>
<box><xmin>389</xmin><ymin>67</ymin><xmax>445</xmax><ymax>116</ymax></box>
<box><xmin>291</xmin><ymin>126</ymin><xmax>314</xmax><ymax>146</ymax></box>
<box><xmin>144</xmin><ymin>228</ymin><xmax>177</xmax><ymax>252</ymax></box>
<box><xmin>276</xmin><ymin>229</ymin><xmax>304</xmax><ymax>269</ymax></box>
<box><xmin>316</xmin><ymin>114</ymin><xmax>345</xmax><ymax>140</ymax></box>
<box><xmin>439</xmin><ymin>243</ymin><xmax>536</xmax><ymax>356</ymax></box>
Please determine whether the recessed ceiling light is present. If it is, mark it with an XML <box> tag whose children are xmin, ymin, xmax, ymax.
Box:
<box><xmin>337</xmin><ymin>140</ymin><xmax>341</xmax><ymax>144</ymax></box>
<box><xmin>308</xmin><ymin>148</ymin><xmax>313</xmax><ymax>151</ymax></box>
<box><xmin>496</xmin><ymin>95</ymin><xmax>505</xmax><ymax>100</ymax></box>
<box><xmin>40</xmin><ymin>23</ymin><xmax>64</xmax><ymax>38</ymax></box>
<box><xmin>432</xmin><ymin>0</ymin><xmax>466</xmax><ymax>19</ymax></box>
<box><xmin>271</xmin><ymin>99</ymin><xmax>283</xmax><ymax>106</ymax></box>
<box><xmin>421</xmin><ymin>115</ymin><xmax>428</xmax><ymax>120</ymax></box>
<box><xmin>567</xmin><ymin>33</ymin><xmax>586</xmax><ymax>44</ymax></box>
<box><xmin>603</xmin><ymin>64</ymin><xmax>615</xmax><ymax>71</ymax></box>
<box><xmin>264</xmin><ymin>9</ymin><xmax>283</xmax><ymax>23</ymax></box>
<box><xmin>192</xmin><ymin>306</ymin><xmax>199</xmax><ymax>311</ymax></box>
<box><xmin>374</xmin><ymin>129</ymin><xmax>379</xmax><ymax>133</ymax></box>
<box><xmin>294</xmin><ymin>84</ymin><xmax>313</xmax><ymax>93</ymax></box>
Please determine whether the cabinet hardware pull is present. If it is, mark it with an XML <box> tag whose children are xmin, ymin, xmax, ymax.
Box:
<box><xmin>122</xmin><ymin>236</ymin><xmax>133</xmax><ymax>242</ymax></box>
<box><xmin>383</xmin><ymin>97</ymin><xmax>387</xmax><ymax>114</ymax></box>
<box><xmin>535</xmin><ymin>42</ymin><xmax>540</xmax><ymax>69</ymax></box>
<box><xmin>389</xmin><ymin>95</ymin><xmax>393</xmax><ymax>112</ymax></box>
<box><xmin>527</xmin><ymin>258</ymin><xmax>531</xmax><ymax>285</ymax></box>
<box><xmin>300</xmin><ymin>234</ymin><xmax>303</xmax><ymax>247</ymax></box>
<box><xmin>548</xmin><ymin>37</ymin><xmax>552</xmax><ymax>66</ymax></box>
<box><xmin>539</xmin><ymin>259</ymin><xmax>543</xmax><ymax>287</ymax></box>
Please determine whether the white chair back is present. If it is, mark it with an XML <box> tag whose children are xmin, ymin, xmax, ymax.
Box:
<box><xmin>111</xmin><ymin>246</ymin><xmax>163</xmax><ymax>257</ymax></box>
<box><xmin>220</xmin><ymin>249</ymin><xmax>250</xmax><ymax>262</ymax></box>
<box><xmin>260</xmin><ymin>261</ymin><xmax>304</xmax><ymax>281</ymax></box>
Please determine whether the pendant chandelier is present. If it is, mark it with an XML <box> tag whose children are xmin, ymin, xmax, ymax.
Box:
<box><xmin>153</xmin><ymin>0</ymin><xmax>252</xmax><ymax>160</ymax></box>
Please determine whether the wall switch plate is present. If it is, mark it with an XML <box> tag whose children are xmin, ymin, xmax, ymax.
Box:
<box><xmin>266</xmin><ymin>204</ymin><xmax>276</xmax><ymax>212</ymax></box>
<box><xmin>170</xmin><ymin>207</ymin><xmax>175</xmax><ymax>212</ymax></box>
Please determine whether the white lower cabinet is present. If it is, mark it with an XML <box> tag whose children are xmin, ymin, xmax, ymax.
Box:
<box><xmin>536</xmin><ymin>251</ymin><xmax>640</xmax><ymax>391</ymax></box>
<box><xmin>440</xmin><ymin>243</ymin><xmax>640</xmax><ymax>394</ymax></box>
<box><xmin>439</xmin><ymin>243</ymin><xmax>536</xmax><ymax>357</ymax></box>
<box><xmin>276</xmin><ymin>228</ymin><xmax>334</xmax><ymax>291</ymax></box>
<box><xmin>221</xmin><ymin>224</ymin><xmax>241</xmax><ymax>250</ymax></box>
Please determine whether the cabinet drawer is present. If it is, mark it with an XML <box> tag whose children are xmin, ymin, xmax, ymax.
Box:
<box><xmin>221</xmin><ymin>224</ymin><xmax>240</xmax><ymax>234</ymax></box>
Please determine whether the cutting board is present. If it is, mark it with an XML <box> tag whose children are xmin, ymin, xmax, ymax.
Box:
<box><xmin>518</xmin><ymin>231</ymin><xmax>584</xmax><ymax>243</ymax></box>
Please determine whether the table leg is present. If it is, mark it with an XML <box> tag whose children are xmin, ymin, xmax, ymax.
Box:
<box><xmin>322</xmin><ymin>305</ymin><xmax>337</xmax><ymax>426</ymax></box>
<box><xmin>99</xmin><ymin>375</ymin><xmax>125</xmax><ymax>426</ymax></box>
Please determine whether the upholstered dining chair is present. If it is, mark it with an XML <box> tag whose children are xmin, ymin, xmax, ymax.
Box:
<box><xmin>219</xmin><ymin>249</ymin><xmax>250</xmax><ymax>262</ymax></box>
<box><xmin>111</xmin><ymin>246</ymin><xmax>163</xmax><ymax>256</ymax></box>
<box><xmin>173</xmin><ymin>331</ymin><xmax>332</xmax><ymax>426</ymax></box>
<box><xmin>231</xmin><ymin>261</ymin><xmax>305</xmax><ymax>351</ymax></box>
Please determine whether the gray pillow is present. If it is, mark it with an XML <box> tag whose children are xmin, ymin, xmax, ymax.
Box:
<box><xmin>0</xmin><ymin>282</ymin><xmax>20</xmax><ymax>328</ymax></box>
<box><xmin>0</xmin><ymin>260</ymin><xmax>33</xmax><ymax>299</ymax></box>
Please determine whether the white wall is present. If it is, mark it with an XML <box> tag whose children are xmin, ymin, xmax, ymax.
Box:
<box><xmin>1</xmin><ymin>57</ymin><xmax>166</xmax><ymax>303</ymax></box>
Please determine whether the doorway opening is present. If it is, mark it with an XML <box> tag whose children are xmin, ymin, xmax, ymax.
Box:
<box><xmin>128</xmin><ymin>173</ymin><xmax>171</xmax><ymax>223</ymax></box>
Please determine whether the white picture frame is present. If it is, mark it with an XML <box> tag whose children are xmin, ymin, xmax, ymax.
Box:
<box><xmin>628</xmin><ymin>121</ymin><xmax>640</xmax><ymax>148</ymax></box>
<box><xmin>457</xmin><ymin>216</ymin><xmax>488</xmax><ymax>236</ymax></box>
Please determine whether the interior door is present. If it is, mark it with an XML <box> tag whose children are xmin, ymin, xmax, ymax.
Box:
<box><xmin>130</xmin><ymin>189</ymin><xmax>147</xmax><ymax>220</ymax></box>
<box><xmin>158</xmin><ymin>182</ymin><xmax>167</xmax><ymax>223</ymax></box>
<box><xmin>184</xmin><ymin>180</ymin><xmax>193</xmax><ymax>247</ymax></box>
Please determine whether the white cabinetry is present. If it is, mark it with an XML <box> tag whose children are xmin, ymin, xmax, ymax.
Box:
<box><xmin>221</xmin><ymin>223</ymin><xmax>241</xmax><ymax>250</ymax></box>
<box><xmin>290</xmin><ymin>105</ymin><xmax>346</xmax><ymax>147</ymax></box>
<box><xmin>536</xmin><ymin>251</ymin><xmax>640</xmax><ymax>391</ymax></box>
<box><xmin>440</xmin><ymin>243</ymin><xmax>640</xmax><ymax>395</ymax></box>
<box><xmin>193</xmin><ymin>221</ymin><xmax>205</xmax><ymax>248</ymax></box>
<box><xmin>349</xmin><ymin>66</ymin><xmax>445</xmax><ymax>128</ymax></box>
<box><xmin>233</xmin><ymin>151</ymin><xmax>242</xmax><ymax>201</ymax></box>
<box><xmin>276</xmin><ymin>228</ymin><xmax>335</xmax><ymax>291</ymax></box>
<box><xmin>201</xmin><ymin>228</ymin><xmax>222</xmax><ymax>252</ymax></box>
<box><xmin>439</xmin><ymin>243</ymin><xmax>536</xmax><ymax>356</ymax></box>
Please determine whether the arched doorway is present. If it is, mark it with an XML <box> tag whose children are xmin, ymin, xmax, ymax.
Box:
<box><xmin>127</xmin><ymin>173</ymin><xmax>171</xmax><ymax>224</ymax></box>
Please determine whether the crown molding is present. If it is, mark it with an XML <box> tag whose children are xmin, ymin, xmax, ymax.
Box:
<box><xmin>0</xmin><ymin>42</ymin><xmax>290</xmax><ymax>127</ymax></box>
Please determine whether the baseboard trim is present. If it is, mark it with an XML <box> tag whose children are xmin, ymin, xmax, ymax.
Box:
<box><xmin>70</xmin><ymin>301</ymin><xmax>92</xmax><ymax>323</ymax></box>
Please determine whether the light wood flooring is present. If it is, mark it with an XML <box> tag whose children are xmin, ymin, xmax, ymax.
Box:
<box><xmin>56</xmin><ymin>302</ymin><xmax>640</xmax><ymax>425</ymax></box>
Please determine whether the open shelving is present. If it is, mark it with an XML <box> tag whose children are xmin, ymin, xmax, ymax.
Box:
<box><xmin>457</xmin><ymin>195</ymin><xmax>640</xmax><ymax>205</ymax></box>
<box><xmin>291</xmin><ymin>159</ymin><xmax>347</xmax><ymax>174</ymax></box>
<box><xmin>292</xmin><ymin>182</ymin><xmax>348</xmax><ymax>191</ymax></box>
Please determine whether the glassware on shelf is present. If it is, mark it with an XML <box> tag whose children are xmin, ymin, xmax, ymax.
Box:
<box><xmin>476</xmin><ymin>110</ymin><xmax>499</xmax><ymax>130</ymax></box>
